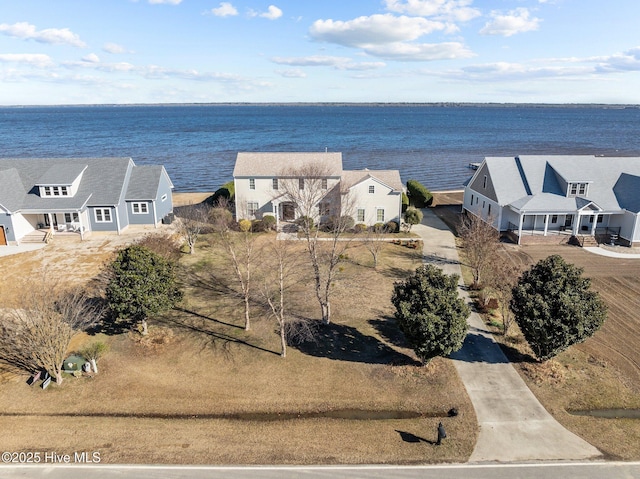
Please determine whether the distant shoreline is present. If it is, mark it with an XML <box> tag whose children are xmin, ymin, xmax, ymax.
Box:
<box><xmin>2</xmin><ymin>102</ymin><xmax>639</xmax><ymax>109</ymax></box>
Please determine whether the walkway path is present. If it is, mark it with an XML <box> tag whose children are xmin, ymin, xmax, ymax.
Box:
<box><xmin>412</xmin><ymin>209</ymin><xmax>602</xmax><ymax>463</ymax></box>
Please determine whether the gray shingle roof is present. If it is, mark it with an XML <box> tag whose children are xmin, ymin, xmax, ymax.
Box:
<box><xmin>478</xmin><ymin>155</ymin><xmax>640</xmax><ymax>213</ymax></box>
<box><xmin>234</xmin><ymin>152</ymin><xmax>343</xmax><ymax>177</ymax></box>
<box><xmin>126</xmin><ymin>165</ymin><xmax>165</xmax><ymax>200</ymax></box>
<box><xmin>341</xmin><ymin>169</ymin><xmax>403</xmax><ymax>192</ymax></box>
<box><xmin>0</xmin><ymin>158</ymin><xmax>135</xmax><ymax>212</ymax></box>
<box><xmin>36</xmin><ymin>163</ymin><xmax>87</xmax><ymax>186</ymax></box>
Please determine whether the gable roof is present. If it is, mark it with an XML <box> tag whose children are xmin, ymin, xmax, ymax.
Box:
<box><xmin>234</xmin><ymin>152</ymin><xmax>343</xmax><ymax>177</ymax></box>
<box><xmin>341</xmin><ymin>169</ymin><xmax>403</xmax><ymax>192</ymax></box>
<box><xmin>474</xmin><ymin>155</ymin><xmax>640</xmax><ymax>212</ymax></box>
<box><xmin>126</xmin><ymin>165</ymin><xmax>172</xmax><ymax>200</ymax></box>
<box><xmin>0</xmin><ymin>157</ymin><xmax>136</xmax><ymax>212</ymax></box>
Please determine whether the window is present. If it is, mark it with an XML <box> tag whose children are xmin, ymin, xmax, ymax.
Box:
<box><xmin>357</xmin><ymin>208</ymin><xmax>365</xmax><ymax>222</ymax></box>
<box><xmin>321</xmin><ymin>178</ymin><xmax>327</xmax><ymax>189</ymax></box>
<box><xmin>42</xmin><ymin>185</ymin><xmax>69</xmax><ymax>197</ymax></box>
<box><xmin>95</xmin><ymin>208</ymin><xmax>112</xmax><ymax>223</ymax></box>
<box><xmin>132</xmin><ymin>202</ymin><xmax>149</xmax><ymax>214</ymax></box>
<box><xmin>551</xmin><ymin>215</ymin><xmax>558</xmax><ymax>224</ymax></box>
<box><xmin>272</xmin><ymin>178</ymin><xmax>279</xmax><ymax>190</ymax></box>
<box><xmin>249</xmin><ymin>178</ymin><xmax>255</xmax><ymax>190</ymax></box>
<box><xmin>568</xmin><ymin>183</ymin><xmax>588</xmax><ymax>197</ymax></box>
<box><xmin>247</xmin><ymin>202</ymin><xmax>259</xmax><ymax>217</ymax></box>
<box><xmin>483</xmin><ymin>175</ymin><xmax>487</xmax><ymax>188</ymax></box>
<box><xmin>488</xmin><ymin>204</ymin><xmax>491</xmax><ymax>215</ymax></box>
<box><xmin>64</xmin><ymin>213</ymin><xmax>79</xmax><ymax>223</ymax></box>
<box><xmin>565</xmin><ymin>215</ymin><xmax>573</xmax><ymax>227</ymax></box>
<box><xmin>376</xmin><ymin>208</ymin><xmax>385</xmax><ymax>222</ymax></box>
<box><xmin>161</xmin><ymin>194</ymin><xmax>168</xmax><ymax>202</ymax></box>
<box><xmin>570</xmin><ymin>184</ymin><xmax>578</xmax><ymax>195</ymax></box>
<box><xmin>299</xmin><ymin>178</ymin><xmax>304</xmax><ymax>190</ymax></box>
<box><xmin>578</xmin><ymin>183</ymin><xmax>587</xmax><ymax>195</ymax></box>
<box><xmin>470</xmin><ymin>194</ymin><xmax>474</xmax><ymax>205</ymax></box>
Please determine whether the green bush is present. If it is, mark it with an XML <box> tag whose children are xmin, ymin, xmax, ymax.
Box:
<box><xmin>209</xmin><ymin>207</ymin><xmax>233</xmax><ymax>230</ymax></box>
<box><xmin>385</xmin><ymin>221</ymin><xmax>399</xmax><ymax>233</ymax></box>
<box><xmin>262</xmin><ymin>215</ymin><xmax>277</xmax><ymax>231</ymax></box>
<box><xmin>354</xmin><ymin>223</ymin><xmax>368</xmax><ymax>233</ymax></box>
<box><xmin>402</xmin><ymin>192</ymin><xmax>409</xmax><ymax>212</ymax></box>
<box><xmin>238</xmin><ymin>219</ymin><xmax>252</xmax><ymax>232</ymax></box>
<box><xmin>406</xmin><ymin>179</ymin><xmax>433</xmax><ymax>208</ymax></box>
<box><xmin>340</xmin><ymin>215</ymin><xmax>356</xmax><ymax>231</ymax></box>
<box><xmin>207</xmin><ymin>180</ymin><xmax>235</xmax><ymax>206</ymax></box>
<box><xmin>373</xmin><ymin>222</ymin><xmax>386</xmax><ymax>233</ymax></box>
<box><xmin>251</xmin><ymin>220</ymin><xmax>265</xmax><ymax>232</ymax></box>
<box><xmin>296</xmin><ymin>215</ymin><xmax>314</xmax><ymax>232</ymax></box>
<box><xmin>404</xmin><ymin>206</ymin><xmax>423</xmax><ymax>231</ymax></box>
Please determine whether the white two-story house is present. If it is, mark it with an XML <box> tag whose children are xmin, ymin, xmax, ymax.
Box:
<box><xmin>233</xmin><ymin>152</ymin><xmax>403</xmax><ymax>227</ymax></box>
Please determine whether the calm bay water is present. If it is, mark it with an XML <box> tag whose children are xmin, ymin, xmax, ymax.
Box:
<box><xmin>1</xmin><ymin>104</ymin><xmax>639</xmax><ymax>192</ymax></box>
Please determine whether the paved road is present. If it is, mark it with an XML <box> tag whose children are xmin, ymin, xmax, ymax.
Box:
<box><xmin>2</xmin><ymin>462</ymin><xmax>639</xmax><ymax>479</ymax></box>
<box><xmin>412</xmin><ymin>210</ymin><xmax>602</xmax><ymax>462</ymax></box>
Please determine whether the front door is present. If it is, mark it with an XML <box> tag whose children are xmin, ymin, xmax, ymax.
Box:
<box><xmin>0</xmin><ymin>226</ymin><xmax>6</xmax><ymax>246</ymax></box>
<box><xmin>281</xmin><ymin>203</ymin><xmax>295</xmax><ymax>221</ymax></box>
<box><xmin>43</xmin><ymin>213</ymin><xmax>58</xmax><ymax>228</ymax></box>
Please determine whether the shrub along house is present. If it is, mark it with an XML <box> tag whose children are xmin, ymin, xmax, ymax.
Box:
<box><xmin>233</xmin><ymin>152</ymin><xmax>403</xmax><ymax>228</ymax></box>
<box><xmin>463</xmin><ymin>155</ymin><xmax>640</xmax><ymax>246</ymax></box>
<box><xmin>0</xmin><ymin>157</ymin><xmax>174</xmax><ymax>246</ymax></box>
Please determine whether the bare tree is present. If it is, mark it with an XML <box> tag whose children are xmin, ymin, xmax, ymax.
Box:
<box><xmin>260</xmin><ymin>239</ymin><xmax>313</xmax><ymax>357</ymax></box>
<box><xmin>0</xmin><ymin>279</ymin><xmax>102</xmax><ymax>385</ymax></box>
<box><xmin>175</xmin><ymin>203</ymin><xmax>210</xmax><ymax>254</ymax></box>
<box><xmin>277</xmin><ymin>163</ymin><xmax>355</xmax><ymax>324</ymax></box>
<box><xmin>213</xmin><ymin>208</ymin><xmax>257</xmax><ymax>331</ymax></box>
<box><xmin>484</xmin><ymin>255</ymin><xmax>522</xmax><ymax>335</ymax></box>
<box><xmin>362</xmin><ymin>223</ymin><xmax>388</xmax><ymax>268</ymax></box>
<box><xmin>458</xmin><ymin>211</ymin><xmax>500</xmax><ymax>289</ymax></box>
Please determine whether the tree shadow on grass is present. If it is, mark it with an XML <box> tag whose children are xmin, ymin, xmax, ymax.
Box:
<box><xmin>395</xmin><ymin>430</ymin><xmax>435</xmax><ymax>445</ymax></box>
<box><xmin>294</xmin><ymin>322</ymin><xmax>419</xmax><ymax>365</ymax></box>
<box><xmin>368</xmin><ymin>316</ymin><xmax>409</xmax><ymax>350</ymax></box>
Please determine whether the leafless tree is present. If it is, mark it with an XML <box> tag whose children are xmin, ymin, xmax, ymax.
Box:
<box><xmin>212</xmin><ymin>206</ymin><xmax>257</xmax><ymax>331</ymax></box>
<box><xmin>175</xmin><ymin>203</ymin><xmax>211</xmax><ymax>254</ymax></box>
<box><xmin>277</xmin><ymin>163</ymin><xmax>355</xmax><ymax>324</ymax></box>
<box><xmin>362</xmin><ymin>223</ymin><xmax>388</xmax><ymax>268</ymax></box>
<box><xmin>0</xmin><ymin>279</ymin><xmax>102</xmax><ymax>385</ymax></box>
<box><xmin>458</xmin><ymin>211</ymin><xmax>500</xmax><ymax>289</ymax></box>
<box><xmin>484</xmin><ymin>254</ymin><xmax>522</xmax><ymax>335</ymax></box>
<box><xmin>260</xmin><ymin>239</ymin><xmax>314</xmax><ymax>357</ymax></box>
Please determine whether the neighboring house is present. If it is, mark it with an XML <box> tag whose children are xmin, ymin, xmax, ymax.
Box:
<box><xmin>0</xmin><ymin>157</ymin><xmax>174</xmax><ymax>246</ymax></box>
<box><xmin>463</xmin><ymin>155</ymin><xmax>640</xmax><ymax>246</ymax></box>
<box><xmin>233</xmin><ymin>152</ymin><xmax>403</xmax><ymax>227</ymax></box>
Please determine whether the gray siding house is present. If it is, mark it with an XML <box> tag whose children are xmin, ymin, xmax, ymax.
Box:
<box><xmin>0</xmin><ymin>157</ymin><xmax>173</xmax><ymax>246</ymax></box>
<box><xmin>463</xmin><ymin>155</ymin><xmax>640</xmax><ymax>246</ymax></box>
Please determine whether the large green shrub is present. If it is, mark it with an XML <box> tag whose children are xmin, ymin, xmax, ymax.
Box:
<box><xmin>404</xmin><ymin>206</ymin><xmax>423</xmax><ymax>231</ymax></box>
<box><xmin>391</xmin><ymin>265</ymin><xmax>469</xmax><ymax>364</ymax></box>
<box><xmin>510</xmin><ymin>255</ymin><xmax>607</xmax><ymax>361</ymax></box>
<box><xmin>207</xmin><ymin>180</ymin><xmax>235</xmax><ymax>206</ymax></box>
<box><xmin>406</xmin><ymin>180</ymin><xmax>433</xmax><ymax>208</ymax></box>
<box><xmin>262</xmin><ymin>215</ymin><xmax>277</xmax><ymax>231</ymax></box>
<box><xmin>401</xmin><ymin>192</ymin><xmax>409</xmax><ymax>212</ymax></box>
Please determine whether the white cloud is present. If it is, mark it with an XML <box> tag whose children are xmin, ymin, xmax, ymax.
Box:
<box><xmin>309</xmin><ymin>14</ymin><xmax>446</xmax><ymax>47</ymax></box>
<box><xmin>148</xmin><ymin>0</ymin><xmax>182</xmax><ymax>4</ymax></box>
<box><xmin>384</xmin><ymin>0</ymin><xmax>481</xmax><ymax>22</ymax></box>
<box><xmin>0</xmin><ymin>53</ymin><xmax>55</xmax><ymax>68</ymax></box>
<box><xmin>271</xmin><ymin>55</ymin><xmax>386</xmax><ymax>70</ymax></box>
<box><xmin>211</xmin><ymin>2</ymin><xmax>238</xmax><ymax>17</ymax></box>
<box><xmin>480</xmin><ymin>8</ymin><xmax>541</xmax><ymax>37</ymax></box>
<box><xmin>103</xmin><ymin>43</ymin><xmax>130</xmax><ymax>54</ymax></box>
<box><xmin>276</xmin><ymin>69</ymin><xmax>307</xmax><ymax>78</ymax></box>
<box><xmin>0</xmin><ymin>22</ymin><xmax>86</xmax><ymax>47</ymax></box>
<box><xmin>248</xmin><ymin>5</ymin><xmax>283</xmax><ymax>20</ymax></box>
<box><xmin>595</xmin><ymin>46</ymin><xmax>640</xmax><ymax>72</ymax></box>
<box><xmin>364</xmin><ymin>42</ymin><xmax>474</xmax><ymax>61</ymax></box>
<box><xmin>82</xmin><ymin>53</ymin><xmax>101</xmax><ymax>63</ymax></box>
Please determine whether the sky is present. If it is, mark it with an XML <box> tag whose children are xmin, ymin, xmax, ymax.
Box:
<box><xmin>1</xmin><ymin>0</ymin><xmax>640</xmax><ymax>105</ymax></box>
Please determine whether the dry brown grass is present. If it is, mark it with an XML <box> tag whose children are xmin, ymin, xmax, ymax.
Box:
<box><xmin>0</xmin><ymin>226</ymin><xmax>477</xmax><ymax>464</ymax></box>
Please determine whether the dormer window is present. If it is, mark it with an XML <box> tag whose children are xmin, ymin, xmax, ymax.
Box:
<box><xmin>568</xmin><ymin>182</ymin><xmax>588</xmax><ymax>197</ymax></box>
<box><xmin>42</xmin><ymin>185</ymin><xmax>70</xmax><ymax>197</ymax></box>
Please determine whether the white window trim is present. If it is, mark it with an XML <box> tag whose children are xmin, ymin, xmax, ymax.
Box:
<box><xmin>249</xmin><ymin>178</ymin><xmax>256</xmax><ymax>190</ymax></box>
<box><xmin>357</xmin><ymin>208</ymin><xmax>365</xmax><ymax>222</ymax></box>
<box><xmin>376</xmin><ymin>208</ymin><xmax>385</xmax><ymax>223</ymax></box>
<box><xmin>94</xmin><ymin>208</ymin><xmax>112</xmax><ymax>223</ymax></box>
<box><xmin>132</xmin><ymin>202</ymin><xmax>149</xmax><ymax>214</ymax></box>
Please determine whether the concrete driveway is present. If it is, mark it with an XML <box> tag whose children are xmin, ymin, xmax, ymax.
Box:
<box><xmin>412</xmin><ymin>209</ymin><xmax>602</xmax><ymax>463</ymax></box>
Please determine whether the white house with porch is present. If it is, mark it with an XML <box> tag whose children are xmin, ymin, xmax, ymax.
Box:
<box><xmin>233</xmin><ymin>152</ymin><xmax>403</xmax><ymax>227</ymax></box>
<box><xmin>463</xmin><ymin>155</ymin><xmax>640</xmax><ymax>247</ymax></box>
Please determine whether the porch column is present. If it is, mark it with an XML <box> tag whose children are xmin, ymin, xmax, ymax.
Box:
<box><xmin>47</xmin><ymin>213</ymin><xmax>54</xmax><ymax>234</ymax></box>
<box><xmin>78</xmin><ymin>211</ymin><xmax>85</xmax><ymax>241</ymax></box>
<box><xmin>544</xmin><ymin>214</ymin><xmax>549</xmax><ymax>236</ymax></box>
<box><xmin>573</xmin><ymin>212</ymin><xmax>581</xmax><ymax>236</ymax></box>
<box><xmin>518</xmin><ymin>214</ymin><xmax>524</xmax><ymax>245</ymax></box>
<box><xmin>591</xmin><ymin>214</ymin><xmax>598</xmax><ymax>235</ymax></box>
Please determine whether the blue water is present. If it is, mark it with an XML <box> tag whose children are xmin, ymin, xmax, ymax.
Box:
<box><xmin>1</xmin><ymin>104</ymin><xmax>639</xmax><ymax>192</ymax></box>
